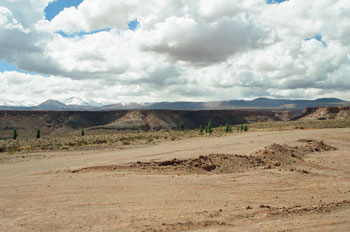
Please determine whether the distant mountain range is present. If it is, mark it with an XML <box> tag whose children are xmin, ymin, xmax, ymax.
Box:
<box><xmin>0</xmin><ymin>97</ymin><xmax>348</xmax><ymax>111</ymax></box>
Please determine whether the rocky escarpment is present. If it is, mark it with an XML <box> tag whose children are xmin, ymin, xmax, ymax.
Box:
<box><xmin>295</xmin><ymin>106</ymin><xmax>350</xmax><ymax>120</ymax></box>
<box><xmin>0</xmin><ymin>109</ymin><xmax>291</xmax><ymax>138</ymax></box>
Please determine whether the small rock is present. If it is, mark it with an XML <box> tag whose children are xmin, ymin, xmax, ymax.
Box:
<box><xmin>259</xmin><ymin>204</ymin><xmax>271</xmax><ymax>209</ymax></box>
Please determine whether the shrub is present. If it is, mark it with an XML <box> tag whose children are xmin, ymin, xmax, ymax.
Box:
<box><xmin>208</xmin><ymin>121</ymin><xmax>212</xmax><ymax>135</ymax></box>
<box><xmin>238</xmin><ymin>125</ymin><xmax>248</xmax><ymax>132</ymax></box>
<box><xmin>36</xmin><ymin>129</ymin><xmax>40</xmax><ymax>139</ymax></box>
<box><xmin>81</xmin><ymin>128</ymin><xmax>85</xmax><ymax>137</ymax></box>
<box><xmin>13</xmin><ymin>128</ymin><xmax>17</xmax><ymax>140</ymax></box>
<box><xmin>199</xmin><ymin>125</ymin><xmax>203</xmax><ymax>134</ymax></box>
<box><xmin>243</xmin><ymin>125</ymin><xmax>248</xmax><ymax>131</ymax></box>
<box><xmin>180</xmin><ymin>121</ymin><xmax>184</xmax><ymax>131</ymax></box>
<box><xmin>225</xmin><ymin>123</ymin><xmax>232</xmax><ymax>132</ymax></box>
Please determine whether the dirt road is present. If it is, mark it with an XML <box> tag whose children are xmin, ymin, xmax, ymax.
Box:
<box><xmin>1</xmin><ymin>128</ymin><xmax>350</xmax><ymax>231</ymax></box>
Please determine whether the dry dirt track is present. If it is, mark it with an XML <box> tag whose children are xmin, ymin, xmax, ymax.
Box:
<box><xmin>1</xmin><ymin>128</ymin><xmax>350</xmax><ymax>231</ymax></box>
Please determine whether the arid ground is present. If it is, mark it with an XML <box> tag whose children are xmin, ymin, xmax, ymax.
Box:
<box><xmin>1</xmin><ymin>128</ymin><xmax>350</xmax><ymax>231</ymax></box>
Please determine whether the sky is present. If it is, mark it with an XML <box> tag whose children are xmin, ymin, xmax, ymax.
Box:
<box><xmin>0</xmin><ymin>0</ymin><xmax>350</xmax><ymax>104</ymax></box>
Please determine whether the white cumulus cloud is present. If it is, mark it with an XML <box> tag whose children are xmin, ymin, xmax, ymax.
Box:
<box><xmin>0</xmin><ymin>0</ymin><xmax>350</xmax><ymax>103</ymax></box>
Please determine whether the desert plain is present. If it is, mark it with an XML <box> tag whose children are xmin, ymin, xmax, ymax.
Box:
<box><xmin>0</xmin><ymin>126</ymin><xmax>349</xmax><ymax>232</ymax></box>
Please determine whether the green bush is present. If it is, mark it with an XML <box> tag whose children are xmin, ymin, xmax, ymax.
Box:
<box><xmin>13</xmin><ymin>128</ymin><xmax>17</xmax><ymax>140</ymax></box>
<box><xmin>237</xmin><ymin>125</ymin><xmax>248</xmax><ymax>132</ymax></box>
<box><xmin>180</xmin><ymin>121</ymin><xmax>184</xmax><ymax>131</ymax></box>
<box><xmin>225</xmin><ymin>123</ymin><xmax>232</xmax><ymax>132</ymax></box>
<box><xmin>36</xmin><ymin>129</ymin><xmax>40</xmax><ymax>139</ymax></box>
<box><xmin>208</xmin><ymin>121</ymin><xmax>212</xmax><ymax>135</ymax></box>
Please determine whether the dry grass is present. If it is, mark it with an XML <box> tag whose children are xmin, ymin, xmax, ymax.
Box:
<box><xmin>249</xmin><ymin>119</ymin><xmax>350</xmax><ymax>130</ymax></box>
<box><xmin>0</xmin><ymin>130</ymin><xmax>217</xmax><ymax>153</ymax></box>
<box><xmin>1</xmin><ymin>119</ymin><xmax>349</xmax><ymax>154</ymax></box>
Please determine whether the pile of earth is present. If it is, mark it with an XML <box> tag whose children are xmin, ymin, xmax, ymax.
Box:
<box><xmin>251</xmin><ymin>139</ymin><xmax>336</xmax><ymax>169</ymax></box>
<box><xmin>71</xmin><ymin>139</ymin><xmax>336</xmax><ymax>174</ymax></box>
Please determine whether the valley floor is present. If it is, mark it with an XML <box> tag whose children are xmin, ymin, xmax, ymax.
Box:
<box><xmin>1</xmin><ymin>128</ymin><xmax>350</xmax><ymax>231</ymax></box>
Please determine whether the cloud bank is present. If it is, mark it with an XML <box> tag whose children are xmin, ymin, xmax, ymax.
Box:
<box><xmin>0</xmin><ymin>0</ymin><xmax>349</xmax><ymax>103</ymax></box>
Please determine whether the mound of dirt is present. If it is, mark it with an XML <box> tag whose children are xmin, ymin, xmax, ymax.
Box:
<box><xmin>71</xmin><ymin>140</ymin><xmax>336</xmax><ymax>174</ymax></box>
<box><xmin>71</xmin><ymin>154</ymin><xmax>263</xmax><ymax>174</ymax></box>
<box><xmin>251</xmin><ymin>139</ymin><xmax>336</xmax><ymax>169</ymax></box>
<box><xmin>130</xmin><ymin>154</ymin><xmax>264</xmax><ymax>174</ymax></box>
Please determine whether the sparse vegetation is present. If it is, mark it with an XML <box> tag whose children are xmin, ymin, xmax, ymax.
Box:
<box><xmin>249</xmin><ymin>119</ymin><xmax>350</xmax><ymax>131</ymax></box>
<box><xmin>243</xmin><ymin>125</ymin><xmax>248</xmax><ymax>132</ymax></box>
<box><xmin>0</xmin><ymin>130</ymin><xmax>209</xmax><ymax>154</ymax></box>
<box><xmin>13</xmin><ymin>129</ymin><xmax>17</xmax><ymax>140</ymax></box>
<box><xmin>36</xmin><ymin>129</ymin><xmax>40</xmax><ymax>139</ymax></box>
<box><xmin>81</xmin><ymin>128</ymin><xmax>85</xmax><ymax>137</ymax></box>
<box><xmin>225</xmin><ymin>123</ymin><xmax>232</xmax><ymax>133</ymax></box>
<box><xmin>199</xmin><ymin>125</ymin><xmax>203</xmax><ymax>134</ymax></box>
<box><xmin>237</xmin><ymin>124</ymin><xmax>248</xmax><ymax>132</ymax></box>
<box><xmin>208</xmin><ymin>121</ymin><xmax>212</xmax><ymax>135</ymax></box>
<box><xmin>1</xmin><ymin>119</ymin><xmax>349</xmax><ymax>154</ymax></box>
<box><xmin>180</xmin><ymin>121</ymin><xmax>184</xmax><ymax>131</ymax></box>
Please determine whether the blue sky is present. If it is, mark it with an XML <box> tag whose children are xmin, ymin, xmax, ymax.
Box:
<box><xmin>0</xmin><ymin>61</ymin><xmax>18</xmax><ymax>72</ymax></box>
<box><xmin>0</xmin><ymin>61</ymin><xmax>36</xmax><ymax>75</ymax></box>
<box><xmin>266</xmin><ymin>0</ymin><xmax>288</xmax><ymax>4</ymax></box>
<box><xmin>57</xmin><ymin>28</ymin><xmax>111</xmax><ymax>38</ymax></box>
<box><xmin>306</xmin><ymin>35</ymin><xmax>327</xmax><ymax>47</ymax></box>
<box><xmin>44</xmin><ymin>0</ymin><xmax>83</xmax><ymax>21</ymax></box>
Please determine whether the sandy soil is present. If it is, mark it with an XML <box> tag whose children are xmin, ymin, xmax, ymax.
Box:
<box><xmin>0</xmin><ymin>128</ymin><xmax>350</xmax><ymax>231</ymax></box>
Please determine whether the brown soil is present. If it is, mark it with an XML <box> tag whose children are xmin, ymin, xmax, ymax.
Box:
<box><xmin>1</xmin><ymin>128</ymin><xmax>349</xmax><ymax>231</ymax></box>
<box><xmin>72</xmin><ymin>140</ymin><xmax>335</xmax><ymax>175</ymax></box>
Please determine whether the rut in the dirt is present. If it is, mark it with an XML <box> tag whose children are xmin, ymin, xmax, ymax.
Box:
<box><xmin>71</xmin><ymin>139</ymin><xmax>336</xmax><ymax>174</ymax></box>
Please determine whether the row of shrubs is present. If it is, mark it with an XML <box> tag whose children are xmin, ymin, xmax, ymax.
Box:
<box><xmin>11</xmin><ymin>128</ymin><xmax>85</xmax><ymax>140</ymax></box>
<box><xmin>180</xmin><ymin>121</ymin><xmax>248</xmax><ymax>134</ymax></box>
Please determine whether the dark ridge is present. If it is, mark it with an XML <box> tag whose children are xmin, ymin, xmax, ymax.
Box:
<box><xmin>0</xmin><ymin>109</ymin><xmax>284</xmax><ymax>138</ymax></box>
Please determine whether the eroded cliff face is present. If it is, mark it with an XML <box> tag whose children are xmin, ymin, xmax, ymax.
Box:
<box><xmin>0</xmin><ymin>109</ymin><xmax>293</xmax><ymax>138</ymax></box>
<box><xmin>296</xmin><ymin>106</ymin><xmax>350</xmax><ymax>120</ymax></box>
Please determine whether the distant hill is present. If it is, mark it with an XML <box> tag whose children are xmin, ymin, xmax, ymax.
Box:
<box><xmin>0</xmin><ymin>97</ymin><xmax>348</xmax><ymax>111</ymax></box>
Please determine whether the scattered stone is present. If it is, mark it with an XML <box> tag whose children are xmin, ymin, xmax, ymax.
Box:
<box><xmin>259</xmin><ymin>205</ymin><xmax>271</xmax><ymax>209</ymax></box>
